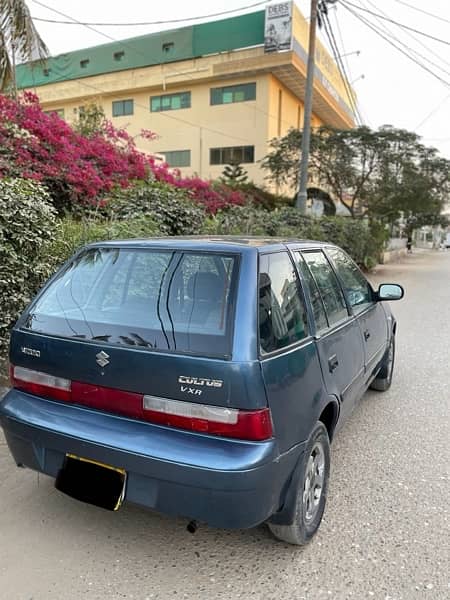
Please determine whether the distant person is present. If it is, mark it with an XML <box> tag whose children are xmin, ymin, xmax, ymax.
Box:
<box><xmin>406</xmin><ymin>236</ymin><xmax>412</xmax><ymax>253</ymax></box>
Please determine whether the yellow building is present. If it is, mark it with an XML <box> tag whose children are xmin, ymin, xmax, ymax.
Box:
<box><xmin>17</xmin><ymin>2</ymin><xmax>356</xmax><ymax>188</ymax></box>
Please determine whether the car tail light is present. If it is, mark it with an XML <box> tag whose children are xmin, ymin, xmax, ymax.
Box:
<box><xmin>143</xmin><ymin>395</ymin><xmax>273</xmax><ymax>441</ymax></box>
<box><xmin>10</xmin><ymin>365</ymin><xmax>273</xmax><ymax>441</ymax></box>
<box><xmin>11</xmin><ymin>365</ymin><xmax>71</xmax><ymax>402</ymax></box>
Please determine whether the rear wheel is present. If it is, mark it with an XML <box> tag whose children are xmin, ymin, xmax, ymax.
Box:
<box><xmin>268</xmin><ymin>421</ymin><xmax>330</xmax><ymax>545</ymax></box>
<box><xmin>370</xmin><ymin>336</ymin><xmax>395</xmax><ymax>392</ymax></box>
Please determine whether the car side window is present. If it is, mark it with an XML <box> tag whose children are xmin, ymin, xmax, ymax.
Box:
<box><xmin>302</xmin><ymin>251</ymin><xmax>348</xmax><ymax>326</ymax></box>
<box><xmin>294</xmin><ymin>252</ymin><xmax>328</xmax><ymax>332</ymax></box>
<box><xmin>259</xmin><ymin>252</ymin><xmax>308</xmax><ymax>354</ymax></box>
<box><xmin>327</xmin><ymin>248</ymin><xmax>373</xmax><ymax>312</ymax></box>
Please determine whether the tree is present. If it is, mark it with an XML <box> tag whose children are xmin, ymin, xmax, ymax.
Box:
<box><xmin>262</xmin><ymin>125</ymin><xmax>450</xmax><ymax>225</ymax></box>
<box><xmin>73</xmin><ymin>102</ymin><xmax>107</xmax><ymax>138</ymax></box>
<box><xmin>221</xmin><ymin>162</ymin><xmax>248</xmax><ymax>185</ymax></box>
<box><xmin>0</xmin><ymin>0</ymin><xmax>48</xmax><ymax>93</ymax></box>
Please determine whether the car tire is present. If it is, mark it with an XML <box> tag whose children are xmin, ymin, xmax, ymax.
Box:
<box><xmin>268</xmin><ymin>421</ymin><xmax>330</xmax><ymax>545</ymax></box>
<box><xmin>370</xmin><ymin>335</ymin><xmax>395</xmax><ymax>392</ymax></box>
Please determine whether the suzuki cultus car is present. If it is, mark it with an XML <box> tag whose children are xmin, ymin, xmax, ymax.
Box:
<box><xmin>0</xmin><ymin>238</ymin><xmax>404</xmax><ymax>544</ymax></box>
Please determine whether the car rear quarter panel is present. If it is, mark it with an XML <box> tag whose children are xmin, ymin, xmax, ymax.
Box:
<box><xmin>260</xmin><ymin>339</ymin><xmax>332</xmax><ymax>452</ymax></box>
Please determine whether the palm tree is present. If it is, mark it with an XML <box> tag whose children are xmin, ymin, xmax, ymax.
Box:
<box><xmin>0</xmin><ymin>0</ymin><xmax>48</xmax><ymax>94</ymax></box>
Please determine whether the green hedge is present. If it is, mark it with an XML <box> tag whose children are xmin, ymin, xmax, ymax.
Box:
<box><xmin>105</xmin><ymin>180</ymin><xmax>206</xmax><ymax>236</ymax></box>
<box><xmin>47</xmin><ymin>215</ymin><xmax>160</xmax><ymax>272</ymax></box>
<box><xmin>204</xmin><ymin>205</ymin><xmax>386</xmax><ymax>267</ymax></box>
<box><xmin>0</xmin><ymin>179</ymin><xmax>57</xmax><ymax>360</ymax></box>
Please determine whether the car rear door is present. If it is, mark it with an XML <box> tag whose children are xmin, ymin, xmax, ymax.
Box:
<box><xmin>294</xmin><ymin>250</ymin><xmax>365</xmax><ymax>423</ymax></box>
<box><xmin>258</xmin><ymin>251</ymin><xmax>328</xmax><ymax>451</ymax></box>
<box><xmin>326</xmin><ymin>247</ymin><xmax>388</xmax><ymax>383</ymax></box>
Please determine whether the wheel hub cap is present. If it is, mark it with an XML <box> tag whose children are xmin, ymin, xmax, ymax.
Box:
<box><xmin>303</xmin><ymin>441</ymin><xmax>325</xmax><ymax>523</ymax></box>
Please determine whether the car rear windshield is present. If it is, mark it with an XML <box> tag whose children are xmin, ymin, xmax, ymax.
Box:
<box><xmin>24</xmin><ymin>247</ymin><xmax>239</xmax><ymax>358</ymax></box>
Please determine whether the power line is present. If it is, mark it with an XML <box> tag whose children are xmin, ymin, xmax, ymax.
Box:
<box><xmin>359</xmin><ymin>0</ymin><xmax>450</xmax><ymax>76</ymax></box>
<box><xmin>321</xmin><ymin>11</ymin><xmax>363</xmax><ymax>125</ymax></box>
<box><xmin>339</xmin><ymin>2</ymin><xmax>450</xmax><ymax>88</ymax></box>
<box><xmin>415</xmin><ymin>94</ymin><xmax>450</xmax><ymax>130</ymax></box>
<box><xmin>391</xmin><ymin>0</ymin><xmax>450</xmax><ymax>25</ymax></box>
<box><xmin>341</xmin><ymin>0</ymin><xmax>450</xmax><ymax>46</ymax></box>
<box><xmin>330</xmin><ymin>7</ymin><xmax>370</xmax><ymax>125</ymax></box>
<box><xmin>32</xmin><ymin>0</ymin><xmax>123</xmax><ymax>44</ymax></box>
<box><xmin>31</xmin><ymin>0</ymin><xmax>271</xmax><ymax>27</ymax></box>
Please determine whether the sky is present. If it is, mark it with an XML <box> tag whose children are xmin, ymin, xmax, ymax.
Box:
<box><xmin>28</xmin><ymin>0</ymin><xmax>450</xmax><ymax>159</ymax></box>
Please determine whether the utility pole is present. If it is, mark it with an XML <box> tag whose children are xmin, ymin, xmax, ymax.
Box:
<box><xmin>11</xmin><ymin>42</ymin><xmax>18</xmax><ymax>100</ymax></box>
<box><xmin>295</xmin><ymin>0</ymin><xmax>319</xmax><ymax>212</ymax></box>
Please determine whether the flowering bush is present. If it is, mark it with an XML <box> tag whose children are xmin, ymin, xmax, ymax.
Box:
<box><xmin>0</xmin><ymin>92</ymin><xmax>156</xmax><ymax>210</ymax></box>
<box><xmin>0</xmin><ymin>93</ymin><xmax>246</xmax><ymax>214</ymax></box>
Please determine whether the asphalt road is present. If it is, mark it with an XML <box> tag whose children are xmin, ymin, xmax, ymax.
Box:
<box><xmin>0</xmin><ymin>250</ymin><xmax>449</xmax><ymax>600</ymax></box>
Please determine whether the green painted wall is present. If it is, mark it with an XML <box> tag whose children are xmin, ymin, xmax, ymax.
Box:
<box><xmin>16</xmin><ymin>11</ymin><xmax>265</xmax><ymax>89</ymax></box>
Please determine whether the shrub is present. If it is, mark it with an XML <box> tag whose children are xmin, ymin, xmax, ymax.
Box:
<box><xmin>205</xmin><ymin>205</ymin><xmax>384</xmax><ymax>267</ymax></box>
<box><xmin>47</xmin><ymin>215</ymin><xmax>160</xmax><ymax>272</ymax></box>
<box><xmin>0</xmin><ymin>178</ymin><xmax>56</xmax><ymax>359</ymax></box>
<box><xmin>106</xmin><ymin>180</ymin><xmax>207</xmax><ymax>235</ymax></box>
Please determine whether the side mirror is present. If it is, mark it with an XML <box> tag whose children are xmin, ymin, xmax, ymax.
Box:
<box><xmin>377</xmin><ymin>283</ymin><xmax>404</xmax><ymax>301</ymax></box>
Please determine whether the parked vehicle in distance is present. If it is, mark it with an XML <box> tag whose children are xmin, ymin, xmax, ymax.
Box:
<box><xmin>444</xmin><ymin>233</ymin><xmax>450</xmax><ymax>249</ymax></box>
<box><xmin>0</xmin><ymin>237</ymin><xmax>404</xmax><ymax>544</ymax></box>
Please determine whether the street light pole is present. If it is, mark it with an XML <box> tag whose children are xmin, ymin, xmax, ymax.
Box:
<box><xmin>296</xmin><ymin>0</ymin><xmax>319</xmax><ymax>212</ymax></box>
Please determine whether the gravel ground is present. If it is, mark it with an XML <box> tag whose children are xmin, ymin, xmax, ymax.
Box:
<box><xmin>0</xmin><ymin>249</ymin><xmax>449</xmax><ymax>600</ymax></box>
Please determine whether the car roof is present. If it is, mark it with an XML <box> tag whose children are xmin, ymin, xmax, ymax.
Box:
<box><xmin>88</xmin><ymin>236</ymin><xmax>334</xmax><ymax>254</ymax></box>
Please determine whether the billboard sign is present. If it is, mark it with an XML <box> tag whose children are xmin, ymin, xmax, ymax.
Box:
<box><xmin>264</xmin><ymin>2</ymin><xmax>293</xmax><ymax>53</ymax></box>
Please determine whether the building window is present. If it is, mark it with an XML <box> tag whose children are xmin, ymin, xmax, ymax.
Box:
<box><xmin>80</xmin><ymin>59</ymin><xmax>90</xmax><ymax>69</ymax></box>
<box><xmin>114</xmin><ymin>51</ymin><xmax>125</xmax><ymax>61</ymax></box>
<box><xmin>150</xmin><ymin>92</ymin><xmax>191</xmax><ymax>112</ymax></box>
<box><xmin>112</xmin><ymin>99</ymin><xmax>134</xmax><ymax>117</ymax></box>
<box><xmin>160</xmin><ymin>150</ymin><xmax>191</xmax><ymax>168</ymax></box>
<box><xmin>44</xmin><ymin>108</ymin><xmax>65</xmax><ymax>119</ymax></box>
<box><xmin>210</xmin><ymin>146</ymin><xmax>254</xmax><ymax>165</ymax></box>
<box><xmin>162</xmin><ymin>42</ymin><xmax>174</xmax><ymax>54</ymax></box>
<box><xmin>210</xmin><ymin>83</ymin><xmax>256</xmax><ymax>105</ymax></box>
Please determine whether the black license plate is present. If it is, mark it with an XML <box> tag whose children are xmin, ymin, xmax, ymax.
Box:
<box><xmin>55</xmin><ymin>454</ymin><xmax>127</xmax><ymax>511</ymax></box>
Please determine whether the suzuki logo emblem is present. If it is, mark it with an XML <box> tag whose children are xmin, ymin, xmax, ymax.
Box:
<box><xmin>96</xmin><ymin>351</ymin><xmax>110</xmax><ymax>368</ymax></box>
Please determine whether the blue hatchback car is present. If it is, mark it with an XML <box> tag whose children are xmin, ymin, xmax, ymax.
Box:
<box><xmin>0</xmin><ymin>237</ymin><xmax>404</xmax><ymax>544</ymax></box>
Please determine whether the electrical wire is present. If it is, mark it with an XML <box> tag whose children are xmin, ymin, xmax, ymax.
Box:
<box><xmin>341</xmin><ymin>0</ymin><xmax>450</xmax><ymax>46</ymax></box>
<box><xmin>359</xmin><ymin>0</ymin><xmax>450</xmax><ymax>76</ymax></box>
<box><xmin>415</xmin><ymin>93</ymin><xmax>450</xmax><ymax>130</ymax></box>
<box><xmin>391</xmin><ymin>0</ymin><xmax>450</xmax><ymax>26</ymax></box>
<box><xmin>330</xmin><ymin>7</ymin><xmax>370</xmax><ymax>125</ymax></box>
<box><xmin>321</xmin><ymin>10</ymin><xmax>364</xmax><ymax>125</ymax></box>
<box><xmin>339</xmin><ymin>2</ymin><xmax>450</xmax><ymax>88</ymax></box>
<box><xmin>31</xmin><ymin>0</ymin><xmax>271</xmax><ymax>27</ymax></box>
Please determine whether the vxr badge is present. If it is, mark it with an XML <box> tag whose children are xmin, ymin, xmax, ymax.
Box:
<box><xmin>96</xmin><ymin>351</ymin><xmax>110</xmax><ymax>367</ymax></box>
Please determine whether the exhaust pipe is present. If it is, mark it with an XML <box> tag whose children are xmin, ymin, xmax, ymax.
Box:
<box><xmin>187</xmin><ymin>520</ymin><xmax>198</xmax><ymax>534</ymax></box>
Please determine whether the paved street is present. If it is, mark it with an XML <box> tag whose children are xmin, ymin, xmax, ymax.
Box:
<box><xmin>0</xmin><ymin>250</ymin><xmax>449</xmax><ymax>600</ymax></box>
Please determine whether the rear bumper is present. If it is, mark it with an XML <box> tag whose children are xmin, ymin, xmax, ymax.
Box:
<box><xmin>0</xmin><ymin>390</ymin><xmax>304</xmax><ymax>529</ymax></box>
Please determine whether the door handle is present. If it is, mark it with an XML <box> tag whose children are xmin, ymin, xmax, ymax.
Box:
<box><xmin>328</xmin><ymin>354</ymin><xmax>339</xmax><ymax>373</ymax></box>
<box><xmin>364</xmin><ymin>330</ymin><xmax>371</xmax><ymax>341</ymax></box>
